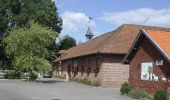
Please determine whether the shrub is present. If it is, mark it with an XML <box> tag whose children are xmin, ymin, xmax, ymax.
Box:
<box><xmin>3</xmin><ymin>70</ymin><xmax>20</xmax><ymax>79</ymax></box>
<box><xmin>128</xmin><ymin>89</ymin><xmax>148</xmax><ymax>99</ymax></box>
<box><xmin>47</xmin><ymin>70</ymin><xmax>53</xmax><ymax>76</ymax></box>
<box><xmin>69</xmin><ymin>78</ymin><xmax>101</xmax><ymax>87</ymax></box>
<box><xmin>153</xmin><ymin>89</ymin><xmax>167</xmax><ymax>100</ymax></box>
<box><xmin>120</xmin><ymin>82</ymin><xmax>130</xmax><ymax>95</ymax></box>
<box><xmin>83</xmin><ymin>79</ymin><xmax>92</xmax><ymax>85</ymax></box>
<box><xmin>92</xmin><ymin>80</ymin><xmax>101</xmax><ymax>87</ymax></box>
<box><xmin>147</xmin><ymin>95</ymin><xmax>154</xmax><ymax>100</ymax></box>
<box><xmin>29</xmin><ymin>72</ymin><xmax>37</xmax><ymax>80</ymax></box>
<box><xmin>141</xmin><ymin>90</ymin><xmax>149</xmax><ymax>98</ymax></box>
<box><xmin>20</xmin><ymin>73</ymin><xmax>29</xmax><ymax>79</ymax></box>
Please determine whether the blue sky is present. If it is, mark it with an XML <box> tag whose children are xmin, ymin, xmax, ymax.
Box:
<box><xmin>56</xmin><ymin>0</ymin><xmax>170</xmax><ymax>42</ymax></box>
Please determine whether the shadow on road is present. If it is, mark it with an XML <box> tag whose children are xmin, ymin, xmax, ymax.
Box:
<box><xmin>36</xmin><ymin>78</ymin><xmax>65</xmax><ymax>84</ymax></box>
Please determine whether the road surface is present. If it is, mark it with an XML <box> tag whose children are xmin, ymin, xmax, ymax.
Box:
<box><xmin>0</xmin><ymin>79</ymin><xmax>131</xmax><ymax>100</ymax></box>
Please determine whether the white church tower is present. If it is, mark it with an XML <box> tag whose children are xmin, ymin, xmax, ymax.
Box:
<box><xmin>85</xmin><ymin>17</ymin><xmax>94</xmax><ymax>40</ymax></box>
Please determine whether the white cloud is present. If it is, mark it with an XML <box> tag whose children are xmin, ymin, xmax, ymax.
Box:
<box><xmin>61</xmin><ymin>11</ymin><xmax>95</xmax><ymax>34</ymax></box>
<box><xmin>100</xmin><ymin>8</ymin><xmax>170</xmax><ymax>27</ymax></box>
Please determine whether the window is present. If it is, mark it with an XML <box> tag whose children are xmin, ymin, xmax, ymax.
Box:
<box><xmin>74</xmin><ymin>60</ymin><xmax>77</xmax><ymax>67</ymax></box>
<box><xmin>96</xmin><ymin>58</ymin><xmax>99</xmax><ymax>67</ymax></box>
<box><xmin>95</xmin><ymin>58</ymin><xmax>100</xmax><ymax>74</ymax></box>
<box><xmin>141</xmin><ymin>62</ymin><xmax>153</xmax><ymax>81</ymax></box>
<box><xmin>88</xmin><ymin>59</ymin><xmax>91</xmax><ymax>68</ymax></box>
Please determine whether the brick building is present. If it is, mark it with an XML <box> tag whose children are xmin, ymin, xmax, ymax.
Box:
<box><xmin>123</xmin><ymin>29</ymin><xmax>170</xmax><ymax>93</ymax></box>
<box><xmin>54</xmin><ymin>24</ymin><xmax>170</xmax><ymax>87</ymax></box>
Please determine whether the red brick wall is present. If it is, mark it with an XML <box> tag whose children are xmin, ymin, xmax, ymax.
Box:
<box><xmin>129</xmin><ymin>36</ymin><xmax>170</xmax><ymax>93</ymax></box>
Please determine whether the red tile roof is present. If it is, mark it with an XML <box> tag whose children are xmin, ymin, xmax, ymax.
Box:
<box><xmin>146</xmin><ymin>30</ymin><xmax>170</xmax><ymax>58</ymax></box>
<box><xmin>55</xmin><ymin>24</ymin><xmax>170</xmax><ymax>61</ymax></box>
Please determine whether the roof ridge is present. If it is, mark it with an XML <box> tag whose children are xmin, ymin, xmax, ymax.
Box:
<box><xmin>142</xmin><ymin>27</ymin><xmax>170</xmax><ymax>32</ymax></box>
<box><xmin>123</xmin><ymin>23</ymin><xmax>170</xmax><ymax>28</ymax></box>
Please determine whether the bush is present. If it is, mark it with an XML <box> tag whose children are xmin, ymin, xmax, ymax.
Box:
<box><xmin>69</xmin><ymin>78</ymin><xmax>101</xmax><ymax>87</ymax></box>
<box><xmin>3</xmin><ymin>70</ymin><xmax>20</xmax><ymax>79</ymax></box>
<box><xmin>128</xmin><ymin>89</ymin><xmax>148</xmax><ymax>99</ymax></box>
<box><xmin>154</xmin><ymin>89</ymin><xmax>167</xmax><ymax>100</ymax></box>
<box><xmin>29</xmin><ymin>72</ymin><xmax>37</xmax><ymax>80</ymax></box>
<box><xmin>92</xmin><ymin>80</ymin><xmax>101</xmax><ymax>87</ymax></box>
<box><xmin>120</xmin><ymin>82</ymin><xmax>131</xmax><ymax>95</ymax></box>
<box><xmin>20</xmin><ymin>73</ymin><xmax>29</xmax><ymax>79</ymax></box>
<box><xmin>83</xmin><ymin>79</ymin><xmax>92</xmax><ymax>85</ymax></box>
<box><xmin>47</xmin><ymin>70</ymin><xmax>53</xmax><ymax>76</ymax></box>
<box><xmin>148</xmin><ymin>95</ymin><xmax>154</xmax><ymax>100</ymax></box>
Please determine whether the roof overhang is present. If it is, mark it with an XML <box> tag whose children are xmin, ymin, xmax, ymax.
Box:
<box><xmin>123</xmin><ymin>29</ymin><xmax>170</xmax><ymax>64</ymax></box>
<box><xmin>55</xmin><ymin>52</ymin><xmax>126</xmax><ymax>62</ymax></box>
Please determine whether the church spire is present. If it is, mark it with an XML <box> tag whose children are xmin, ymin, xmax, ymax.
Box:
<box><xmin>85</xmin><ymin>17</ymin><xmax>94</xmax><ymax>40</ymax></box>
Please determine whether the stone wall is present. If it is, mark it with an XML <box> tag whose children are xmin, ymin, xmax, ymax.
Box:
<box><xmin>100</xmin><ymin>63</ymin><xmax>129</xmax><ymax>87</ymax></box>
<box><xmin>99</xmin><ymin>54</ymin><xmax>129</xmax><ymax>87</ymax></box>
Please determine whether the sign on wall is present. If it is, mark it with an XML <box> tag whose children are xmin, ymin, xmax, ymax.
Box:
<box><xmin>141</xmin><ymin>62</ymin><xmax>153</xmax><ymax>81</ymax></box>
<box><xmin>156</xmin><ymin>60</ymin><xmax>163</xmax><ymax>66</ymax></box>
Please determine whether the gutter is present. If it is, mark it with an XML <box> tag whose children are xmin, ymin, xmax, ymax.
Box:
<box><xmin>57</xmin><ymin>52</ymin><xmax>126</xmax><ymax>62</ymax></box>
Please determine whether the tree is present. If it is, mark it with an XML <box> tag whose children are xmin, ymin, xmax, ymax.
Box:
<box><xmin>58</xmin><ymin>35</ymin><xmax>76</xmax><ymax>51</ymax></box>
<box><xmin>3</xmin><ymin>23</ymin><xmax>56</xmax><ymax>79</ymax></box>
<box><xmin>0</xmin><ymin>0</ymin><xmax>62</xmax><ymax>33</ymax></box>
<box><xmin>0</xmin><ymin>0</ymin><xmax>62</xmax><ymax>63</ymax></box>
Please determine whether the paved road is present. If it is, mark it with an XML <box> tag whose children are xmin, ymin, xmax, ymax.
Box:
<box><xmin>0</xmin><ymin>79</ymin><xmax>131</xmax><ymax>100</ymax></box>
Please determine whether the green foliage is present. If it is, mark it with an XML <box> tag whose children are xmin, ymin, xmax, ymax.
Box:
<box><xmin>47</xmin><ymin>68</ymin><xmax>53</xmax><ymax>76</ymax></box>
<box><xmin>46</xmin><ymin>40</ymin><xmax>58</xmax><ymax>61</ymax></box>
<box><xmin>29</xmin><ymin>71</ymin><xmax>38</xmax><ymax>80</ymax></box>
<box><xmin>4</xmin><ymin>23</ymin><xmax>56</xmax><ymax>58</ymax></box>
<box><xmin>92</xmin><ymin>80</ymin><xmax>101</xmax><ymax>87</ymax></box>
<box><xmin>0</xmin><ymin>0</ymin><xmax>62</xmax><ymax>63</ymax></box>
<box><xmin>58</xmin><ymin>35</ymin><xmax>76</xmax><ymax>50</ymax></box>
<box><xmin>0</xmin><ymin>38</ymin><xmax>12</xmax><ymax>70</ymax></box>
<box><xmin>20</xmin><ymin>73</ymin><xmax>29</xmax><ymax>79</ymax></box>
<box><xmin>14</xmin><ymin>55</ymin><xmax>52</xmax><ymax>74</ymax></box>
<box><xmin>148</xmin><ymin>95</ymin><xmax>154</xmax><ymax>100</ymax></box>
<box><xmin>128</xmin><ymin>89</ymin><xmax>148</xmax><ymax>99</ymax></box>
<box><xmin>3</xmin><ymin>70</ymin><xmax>19</xmax><ymax>79</ymax></box>
<box><xmin>120</xmin><ymin>82</ymin><xmax>131</xmax><ymax>95</ymax></box>
<box><xmin>3</xmin><ymin>23</ymin><xmax>55</xmax><ymax>76</ymax></box>
<box><xmin>154</xmin><ymin>89</ymin><xmax>167</xmax><ymax>100</ymax></box>
<box><xmin>0</xmin><ymin>0</ymin><xmax>62</xmax><ymax>33</ymax></box>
